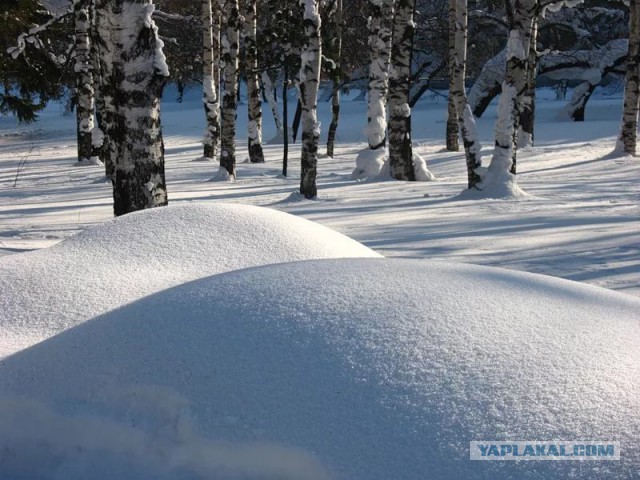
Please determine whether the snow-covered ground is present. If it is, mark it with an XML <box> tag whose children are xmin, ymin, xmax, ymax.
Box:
<box><xmin>0</xmin><ymin>85</ymin><xmax>638</xmax><ymax>297</ymax></box>
<box><xmin>2</xmin><ymin>258</ymin><xmax>639</xmax><ymax>479</ymax></box>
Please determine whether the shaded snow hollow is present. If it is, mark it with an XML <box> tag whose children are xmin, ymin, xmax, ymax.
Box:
<box><xmin>1</xmin><ymin>259</ymin><xmax>638</xmax><ymax>479</ymax></box>
<box><xmin>0</xmin><ymin>203</ymin><xmax>379</xmax><ymax>357</ymax></box>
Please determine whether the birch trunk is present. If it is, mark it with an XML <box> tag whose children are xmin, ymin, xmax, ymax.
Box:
<box><xmin>326</xmin><ymin>0</ymin><xmax>342</xmax><ymax>158</ymax></box>
<box><xmin>244</xmin><ymin>0</ymin><xmax>264</xmax><ymax>163</ymax></box>
<box><xmin>299</xmin><ymin>0</ymin><xmax>322</xmax><ymax>199</ymax></box>
<box><xmin>519</xmin><ymin>15</ymin><xmax>538</xmax><ymax>148</ymax></box>
<box><xmin>388</xmin><ymin>0</ymin><xmax>416</xmax><ymax>181</ymax></box>
<box><xmin>618</xmin><ymin>0</ymin><xmax>640</xmax><ymax>156</ymax></box>
<box><xmin>202</xmin><ymin>0</ymin><xmax>221</xmax><ymax>161</ymax></box>
<box><xmin>446</xmin><ymin>0</ymin><xmax>459</xmax><ymax>152</ymax></box>
<box><xmin>487</xmin><ymin>0</ymin><xmax>535</xmax><ymax>184</ymax></box>
<box><xmin>365</xmin><ymin>0</ymin><xmax>393</xmax><ymax>151</ymax></box>
<box><xmin>74</xmin><ymin>0</ymin><xmax>95</xmax><ymax>164</ymax></box>
<box><xmin>449</xmin><ymin>0</ymin><xmax>482</xmax><ymax>189</ymax></box>
<box><xmin>262</xmin><ymin>71</ymin><xmax>283</xmax><ymax>135</ymax></box>
<box><xmin>95</xmin><ymin>0</ymin><xmax>169</xmax><ymax>216</ymax></box>
<box><xmin>218</xmin><ymin>0</ymin><xmax>240</xmax><ymax>179</ymax></box>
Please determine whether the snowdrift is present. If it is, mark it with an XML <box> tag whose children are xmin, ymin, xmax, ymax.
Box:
<box><xmin>0</xmin><ymin>204</ymin><xmax>379</xmax><ymax>357</ymax></box>
<box><xmin>1</xmin><ymin>259</ymin><xmax>638</xmax><ymax>479</ymax></box>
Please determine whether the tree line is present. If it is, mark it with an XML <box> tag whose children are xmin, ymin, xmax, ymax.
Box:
<box><xmin>0</xmin><ymin>0</ymin><xmax>635</xmax><ymax>216</ymax></box>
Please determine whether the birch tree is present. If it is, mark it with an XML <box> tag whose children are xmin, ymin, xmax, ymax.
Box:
<box><xmin>448</xmin><ymin>0</ymin><xmax>482</xmax><ymax>189</ymax></box>
<box><xmin>73</xmin><ymin>0</ymin><xmax>96</xmax><ymax>164</ymax></box>
<box><xmin>446</xmin><ymin>0</ymin><xmax>460</xmax><ymax>152</ymax></box>
<box><xmin>518</xmin><ymin>15</ymin><xmax>538</xmax><ymax>148</ymax></box>
<box><xmin>244</xmin><ymin>0</ymin><xmax>265</xmax><ymax>163</ymax></box>
<box><xmin>202</xmin><ymin>0</ymin><xmax>221</xmax><ymax>161</ymax></box>
<box><xmin>299</xmin><ymin>0</ymin><xmax>322</xmax><ymax>198</ymax></box>
<box><xmin>326</xmin><ymin>0</ymin><xmax>343</xmax><ymax>158</ymax></box>
<box><xmin>217</xmin><ymin>0</ymin><xmax>240</xmax><ymax>180</ymax></box>
<box><xmin>353</xmin><ymin>0</ymin><xmax>394</xmax><ymax>178</ymax></box>
<box><xmin>94</xmin><ymin>0</ymin><xmax>169</xmax><ymax>215</ymax></box>
<box><xmin>618</xmin><ymin>0</ymin><xmax>640</xmax><ymax>156</ymax></box>
<box><xmin>388</xmin><ymin>0</ymin><xmax>417</xmax><ymax>181</ymax></box>
<box><xmin>482</xmin><ymin>0</ymin><xmax>536</xmax><ymax>194</ymax></box>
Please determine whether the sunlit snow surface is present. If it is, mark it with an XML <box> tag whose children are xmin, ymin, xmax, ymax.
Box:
<box><xmin>0</xmin><ymin>203</ymin><xmax>379</xmax><ymax>357</ymax></box>
<box><xmin>0</xmin><ymin>258</ymin><xmax>638</xmax><ymax>479</ymax></box>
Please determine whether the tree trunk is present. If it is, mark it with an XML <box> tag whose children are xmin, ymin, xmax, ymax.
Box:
<box><xmin>292</xmin><ymin>97</ymin><xmax>302</xmax><ymax>143</ymax></box>
<box><xmin>388</xmin><ymin>0</ymin><xmax>416</xmax><ymax>181</ymax></box>
<box><xmin>561</xmin><ymin>81</ymin><xmax>597</xmax><ymax>121</ymax></box>
<box><xmin>202</xmin><ymin>0</ymin><xmax>221</xmax><ymax>161</ymax></box>
<box><xmin>74</xmin><ymin>0</ymin><xmax>95</xmax><ymax>164</ymax></box>
<box><xmin>283</xmin><ymin>65</ymin><xmax>289</xmax><ymax>176</ymax></box>
<box><xmin>446</xmin><ymin>0</ymin><xmax>459</xmax><ymax>152</ymax></box>
<box><xmin>519</xmin><ymin>15</ymin><xmax>538</xmax><ymax>148</ymax></box>
<box><xmin>364</xmin><ymin>0</ymin><xmax>393</xmax><ymax>151</ymax></box>
<box><xmin>244</xmin><ymin>0</ymin><xmax>265</xmax><ymax>163</ymax></box>
<box><xmin>449</xmin><ymin>0</ymin><xmax>482</xmax><ymax>189</ymax></box>
<box><xmin>219</xmin><ymin>0</ymin><xmax>240</xmax><ymax>179</ymax></box>
<box><xmin>95</xmin><ymin>0</ymin><xmax>169</xmax><ymax>216</ymax></box>
<box><xmin>89</xmin><ymin>0</ymin><xmax>108</xmax><ymax>172</ymax></box>
<box><xmin>618</xmin><ymin>0</ymin><xmax>640</xmax><ymax>155</ymax></box>
<box><xmin>487</xmin><ymin>0</ymin><xmax>535</xmax><ymax>182</ymax></box>
<box><xmin>326</xmin><ymin>0</ymin><xmax>343</xmax><ymax>158</ymax></box>
<box><xmin>299</xmin><ymin>0</ymin><xmax>322</xmax><ymax>199</ymax></box>
<box><xmin>262</xmin><ymin>71</ymin><xmax>283</xmax><ymax>135</ymax></box>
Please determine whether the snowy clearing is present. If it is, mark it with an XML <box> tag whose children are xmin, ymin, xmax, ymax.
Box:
<box><xmin>0</xmin><ymin>86</ymin><xmax>638</xmax><ymax>296</ymax></box>
<box><xmin>1</xmin><ymin>258</ymin><xmax>638</xmax><ymax>479</ymax></box>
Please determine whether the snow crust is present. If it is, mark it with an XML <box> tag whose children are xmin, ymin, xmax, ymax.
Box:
<box><xmin>0</xmin><ymin>204</ymin><xmax>379</xmax><ymax>357</ymax></box>
<box><xmin>0</xmin><ymin>258</ymin><xmax>638</xmax><ymax>479</ymax></box>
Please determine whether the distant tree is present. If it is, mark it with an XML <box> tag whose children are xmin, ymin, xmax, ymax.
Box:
<box><xmin>388</xmin><ymin>0</ymin><xmax>417</xmax><ymax>181</ymax></box>
<box><xmin>218</xmin><ymin>0</ymin><xmax>240</xmax><ymax>180</ymax></box>
<box><xmin>325</xmin><ymin>0</ymin><xmax>343</xmax><ymax>158</ymax></box>
<box><xmin>244</xmin><ymin>0</ymin><xmax>265</xmax><ymax>163</ymax></box>
<box><xmin>202</xmin><ymin>0</ymin><xmax>220</xmax><ymax>161</ymax></box>
<box><xmin>299</xmin><ymin>0</ymin><xmax>322</xmax><ymax>198</ymax></box>
<box><xmin>618</xmin><ymin>0</ymin><xmax>640</xmax><ymax>155</ymax></box>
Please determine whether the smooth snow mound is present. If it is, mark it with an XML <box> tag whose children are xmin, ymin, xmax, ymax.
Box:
<box><xmin>1</xmin><ymin>259</ymin><xmax>638</xmax><ymax>479</ymax></box>
<box><xmin>0</xmin><ymin>204</ymin><xmax>379</xmax><ymax>357</ymax></box>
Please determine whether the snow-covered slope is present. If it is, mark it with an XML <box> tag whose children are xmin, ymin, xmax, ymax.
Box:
<box><xmin>1</xmin><ymin>258</ymin><xmax>638</xmax><ymax>479</ymax></box>
<box><xmin>0</xmin><ymin>203</ymin><xmax>379</xmax><ymax>357</ymax></box>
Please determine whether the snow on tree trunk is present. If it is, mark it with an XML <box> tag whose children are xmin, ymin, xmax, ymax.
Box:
<box><xmin>74</xmin><ymin>0</ymin><xmax>96</xmax><ymax>164</ymax></box>
<box><xmin>449</xmin><ymin>0</ymin><xmax>481</xmax><ymax>189</ymax></box>
<box><xmin>202</xmin><ymin>0</ymin><xmax>221</xmax><ymax>161</ymax></box>
<box><xmin>618</xmin><ymin>0</ymin><xmax>640</xmax><ymax>156</ymax></box>
<box><xmin>388</xmin><ymin>0</ymin><xmax>417</xmax><ymax>181</ymax></box>
<box><xmin>445</xmin><ymin>0</ymin><xmax>459</xmax><ymax>152</ymax></box>
<box><xmin>299</xmin><ymin>0</ymin><xmax>322</xmax><ymax>199</ymax></box>
<box><xmin>559</xmin><ymin>81</ymin><xmax>597</xmax><ymax>121</ymax></box>
<box><xmin>95</xmin><ymin>0</ymin><xmax>169</xmax><ymax>216</ymax></box>
<box><xmin>353</xmin><ymin>0</ymin><xmax>394</xmax><ymax>179</ymax></box>
<box><xmin>519</xmin><ymin>15</ymin><xmax>538</xmax><ymax>149</ymax></box>
<box><xmin>218</xmin><ymin>0</ymin><xmax>240</xmax><ymax>180</ymax></box>
<box><xmin>244</xmin><ymin>0</ymin><xmax>264</xmax><ymax>163</ymax></box>
<box><xmin>89</xmin><ymin>0</ymin><xmax>108</xmax><ymax>172</ymax></box>
<box><xmin>326</xmin><ymin>0</ymin><xmax>342</xmax><ymax>158</ymax></box>
<box><xmin>484</xmin><ymin>0</ymin><xmax>535</xmax><ymax>195</ymax></box>
<box><xmin>468</xmin><ymin>48</ymin><xmax>505</xmax><ymax>118</ymax></box>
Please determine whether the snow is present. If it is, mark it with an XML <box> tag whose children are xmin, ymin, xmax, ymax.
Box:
<box><xmin>0</xmin><ymin>84</ymin><xmax>638</xmax><ymax>298</ymax></box>
<box><xmin>0</xmin><ymin>258</ymin><xmax>638</xmax><ymax>479</ymax></box>
<box><xmin>0</xmin><ymin>203</ymin><xmax>379</xmax><ymax>357</ymax></box>
<box><xmin>353</xmin><ymin>147</ymin><xmax>386</xmax><ymax>179</ymax></box>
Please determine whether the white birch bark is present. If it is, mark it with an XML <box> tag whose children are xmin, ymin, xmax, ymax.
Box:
<box><xmin>202</xmin><ymin>0</ymin><xmax>221</xmax><ymax>161</ymax></box>
<box><xmin>73</xmin><ymin>0</ymin><xmax>96</xmax><ymax>164</ymax></box>
<box><xmin>326</xmin><ymin>0</ymin><xmax>342</xmax><ymax>158</ymax></box>
<box><xmin>388</xmin><ymin>0</ymin><xmax>417</xmax><ymax>181</ymax></box>
<box><xmin>618</xmin><ymin>0</ymin><xmax>640</xmax><ymax>155</ymax></box>
<box><xmin>244</xmin><ymin>0</ymin><xmax>265</xmax><ymax>163</ymax></box>
<box><xmin>449</xmin><ymin>0</ymin><xmax>482</xmax><ymax>189</ymax></box>
<box><xmin>446</xmin><ymin>0</ymin><xmax>459</xmax><ymax>152</ymax></box>
<box><xmin>299</xmin><ymin>0</ymin><xmax>322</xmax><ymax>198</ymax></box>
<box><xmin>218</xmin><ymin>0</ymin><xmax>240</xmax><ymax>180</ymax></box>
<box><xmin>95</xmin><ymin>0</ymin><xmax>170</xmax><ymax>215</ymax></box>
<box><xmin>485</xmin><ymin>0</ymin><xmax>536</xmax><ymax>192</ymax></box>
<box><xmin>518</xmin><ymin>15</ymin><xmax>538</xmax><ymax>149</ymax></box>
